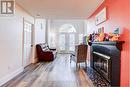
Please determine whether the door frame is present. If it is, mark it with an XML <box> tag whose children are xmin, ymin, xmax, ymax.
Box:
<box><xmin>22</xmin><ymin>18</ymin><xmax>34</xmax><ymax>67</ymax></box>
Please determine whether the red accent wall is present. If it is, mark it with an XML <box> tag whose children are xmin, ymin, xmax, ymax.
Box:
<box><xmin>87</xmin><ymin>0</ymin><xmax>130</xmax><ymax>86</ymax></box>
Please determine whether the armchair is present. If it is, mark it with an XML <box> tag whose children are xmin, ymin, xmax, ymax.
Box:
<box><xmin>70</xmin><ymin>44</ymin><xmax>88</xmax><ymax>68</ymax></box>
<box><xmin>36</xmin><ymin>43</ymin><xmax>57</xmax><ymax>61</ymax></box>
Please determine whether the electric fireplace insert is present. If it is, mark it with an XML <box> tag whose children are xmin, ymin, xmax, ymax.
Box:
<box><xmin>93</xmin><ymin>51</ymin><xmax>111</xmax><ymax>82</ymax></box>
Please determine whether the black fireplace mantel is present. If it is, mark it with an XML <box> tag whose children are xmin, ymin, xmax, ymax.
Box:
<box><xmin>91</xmin><ymin>41</ymin><xmax>125</xmax><ymax>50</ymax></box>
<box><xmin>90</xmin><ymin>41</ymin><xmax>124</xmax><ymax>86</ymax></box>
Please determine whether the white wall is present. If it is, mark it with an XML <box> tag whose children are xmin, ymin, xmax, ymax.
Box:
<box><xmin>32</xmin><ymin>19</ymin><xmax>46</xmax><ymax>63</ymax></box>
<box><xmin>34</xmin><ymin>19</ymin><xmax>46</xmax><ymax>44</ymax></box>
<box><xmin>0</xmin><ymin>4</ymin><xmax>34</xmax><ymax>86</ymax></box>
<box><xmin>84</xmin><ymin>20</ymin><xmax>88</xmax><ymax>36</ymax></box>
<box><xmin>87</xmin><ymin>18</ymin><xmax>96</xmax><ymax>35</ymax></box>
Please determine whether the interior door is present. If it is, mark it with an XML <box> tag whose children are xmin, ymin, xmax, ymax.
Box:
<box><xmin>23</xmin><ymin>21</ymin><xmax>32</xmax><ymax>67</ymax></box>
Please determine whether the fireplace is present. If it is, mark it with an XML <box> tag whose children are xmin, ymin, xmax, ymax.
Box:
<box><xmin>93</xmin><ymin>51</ymin><xmax>111</xmax><ymax>82</ymax></box>
<box><xmin>91</xmin><ymin>41</ymin><xmax>124</xmax><ymax>86</ymax></box>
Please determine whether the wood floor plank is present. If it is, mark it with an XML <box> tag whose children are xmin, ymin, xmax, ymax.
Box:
<box><xmin>1</xmin><ymin>54</ymin><xmax>94</xmax><ymax>87</ymax></box>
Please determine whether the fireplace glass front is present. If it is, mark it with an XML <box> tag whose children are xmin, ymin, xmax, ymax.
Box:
<box><xmin>93</xmin><ymin>51</ymin><xmax>111</xmax><ymax>82</ymax></box>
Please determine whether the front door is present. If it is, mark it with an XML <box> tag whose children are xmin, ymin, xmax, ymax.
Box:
<box><xmin>58</xmin><ymin>33</ymin><xmax>75</xmax><ymax>53</ymax></box>
<box><xmin>59</xmin><ymin>34</ymin><xmax>66</xmax><ymax>52</ymax></box>
<box><xmin>23</xmin><ymin>21</ymin><xmax>32</xmax><ymax>67</ymax></box>
<box><xmin>69</xmin><ymin>34</ymin><xmax>75</xmax><ymax>52</ymax></box>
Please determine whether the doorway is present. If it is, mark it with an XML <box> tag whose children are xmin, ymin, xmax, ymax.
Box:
<box><xmin>23</xmin><ymin>20</ymin><xmax>33</xmax><ymax>67</ymax></box>
<box><xmin>58</xmin><ymin>24</ymin><xmax>76</xmax><ymax>53</ymax></box>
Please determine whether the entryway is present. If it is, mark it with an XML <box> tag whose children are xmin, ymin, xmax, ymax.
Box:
<box><xmin>58</xmin><ymin>24</ymin><xmax>76</xmax><ymax>53</ymax></box>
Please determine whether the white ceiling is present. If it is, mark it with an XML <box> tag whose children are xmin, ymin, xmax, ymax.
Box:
<box><xmin>16</xmin><ymin>0</ymin><xmax>104</xmax><ymax>19</ymax></box>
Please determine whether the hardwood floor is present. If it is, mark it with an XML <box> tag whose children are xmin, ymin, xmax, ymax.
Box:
<box><xmin>1</xmin><ymin>54</ymin><xmax>94</xmax><ymax>87</ymax></box>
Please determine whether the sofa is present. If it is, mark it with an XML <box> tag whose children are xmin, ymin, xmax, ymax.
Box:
<box><xmin>36</xmin><ymin>43</ymin><xmax>57</xmax><ymax>61</ymax></box>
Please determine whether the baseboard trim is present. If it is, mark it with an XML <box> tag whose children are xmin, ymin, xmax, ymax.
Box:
<box><xmin>0</xmin><ymin>67</ymin><xmax>24</xmax><ymax>86</ymax></box>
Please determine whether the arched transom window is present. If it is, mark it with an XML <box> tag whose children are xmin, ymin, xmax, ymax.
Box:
<box><xmin>59</xmin><ymin>24</ymin><xmax>76</xmax><ymax>33</ymax></box>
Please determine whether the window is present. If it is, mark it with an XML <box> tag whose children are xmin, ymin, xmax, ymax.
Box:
<box><xmin>79</xmin><ymin>34</ymin><xmax>83</xmax><ymax>44</ymax></box>
<box><xmin>59</xmin><ymin>24</ymin><xmax>76</xmax><ymax>33</ymax></box>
